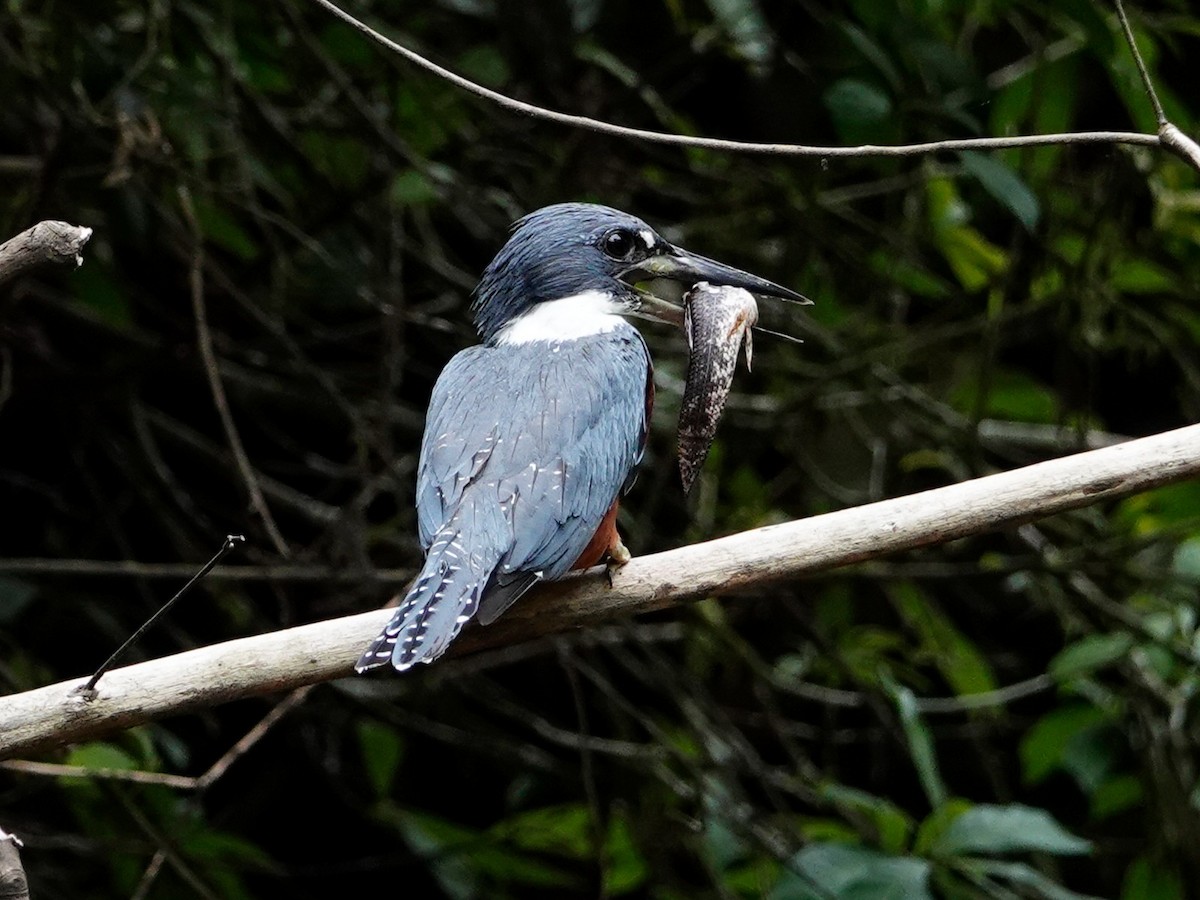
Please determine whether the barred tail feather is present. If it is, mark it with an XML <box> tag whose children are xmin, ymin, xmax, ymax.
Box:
<box><xmin>355</xmin><ymin>529</ymin><xmax>495</xmax><ymax>673</ymax></box>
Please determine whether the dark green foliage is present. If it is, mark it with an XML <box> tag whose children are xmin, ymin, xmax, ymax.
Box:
<box><xmin>2</xmin><ymin>0</ymin><xmax>1199</xmax><ymax>897</ymax></box>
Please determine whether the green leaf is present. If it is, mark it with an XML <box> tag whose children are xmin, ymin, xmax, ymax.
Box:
<box><xmin>490</xmin><ymin>804</ymin><xmax>591</xmax><ymax>858</ymax></box>
<box><xmin>1021</xmin><ymin>704</ymin><xmax>1112</xmax><ymax>787</ymax></box>
<box><xmin>390</xmin><ymin>810</ymin><xmax>479</xmax><ymax>900</ymax></box>
<box><xmin>888</xmin><ymin>582</ymin><xmax>998</xmax><ymax>698</ymax></box>
<box><xmin>869</xmin><ymin>250</ymin><xmax>952</xmax><ymax>298</ymax></box>
<box><xmin>960</xmin><ymin>151</ymin><xmax>1041</xmax><ymax>231</ymax></box>
<box><xmin>988</xmin><ymin>376</ymin><xmax>1058</xmax><ymax>421</ymax></box>
<box><xmin>814</xmin><ymin>582</ymin><xmax>856</xmax><ymax>635</ymax></box>
<box><xmin>703</xmin><ymin>816</ymin><xmax>749</xmax><ymax>871</ymax></box>
<box><xmin>883</xmin><ymin>673</ymin><xmax>947</xmax><ymax>809</ymax></box>
<box><xmin>70</xmin><ymin>265</ymin><xmax>133</xmax><ymax>325</ymax></box>
<box><xmin>725</xmin><ymin>857</ymin><xmax>783</xmax><ymax>895</ymax></box>
<box><xmin>389</xmin><ymin>169</ymin><xmax>440</xmax><ymax>207</ymax></box>
<box><xmin>471</xmin><ymin>848</ymin><xmax>578</xmax><ymax>889</ymax></box>
<box><xmin>356</xmin><ymin>720</ymin><xmax>403</xmax><ymax>797</ymax></box>
<box><xmin>1052</xmin><ymin>232</ymin><xmax>1087</xmax><ymax>264</ymax></box>
<box><xmin>937</xmin><ymin>225</ymin><xmax>1009</xmax><ymax>291</ymax></box>
<box><xmin>838</xmin><ymin>626</ymin><xmax>909</xmax><ymax>684</ymax></box>
<box><xmin>182</xmin><ymin>829</ymin><xmax>273</xmax><ymax>868</ymax></box>
<box><xmin>389</xmin><ymin>808</ymin><xmax>579</xmax><ymax>892</ymax></box>
<box><xmin>768</xmin><ymin>843</ymin><xmax>932</xmax><ymax>900</ymax></box>
<box><xmin>1060</xmin><ymin>728</ymin><xmax>1121</xmax><ymax>795</ymax></box>
<box><xmin>800</xmin><ymin>818</ymin><xmax>861</xmax><ymax>844</ymax></box>
<box><xmin>1107</xmin><ymin>23</ymin><xmax>1174</xmax><ymax>133</ymax></box>
<box><xmin>395</xmin><ymin>85</ymin><xmax>454</xmax><ymax>155</ymax></box>
<box><xmin>1031</xmin><ymin>54</ymin><xmax>1082</xmax><ymax>131</ymax></box>
<box><xmin>456</xmin><ymin>46</ymin><xmax>510</xmax><ymax>87</ymax></box>
<box><xmin>1121</xmin><ymin>856</ymin><xmax>1184</xmax><ymax>900</ymax></box>
<box><xmin>319</xmin><ymin>21</ymin><xmax>374</xmax><ymax>67</ymax></box>
<box><xmin>927</xmin><ymin>178</ymin><xmax>1010</xmax><ymax>290</ymax></box>
<box><xmin>704</xmin><ymin>0</ymin><xmax>774</xmax><ymax>66</ymax></box>
<box><xmin>933</xmin><ymin>804</ymin><xmax>1091</xmax><ymax>858</ymax></box>
<box><xmin>819</xmin><ymin>783</ymin><xmax>914</xmax><ymax>855</ymax></box>
<box><xmin>957</xmin><ymin>370</ymin><xmax>1058</xmax><ymax>423</ymax></box>
<box><xmin>1171</xmin><ymin>538</ymin><xmax>1200</xmax><ymax>584</ymax></box>
<box><xmin>927</xmin><ymin>175</ymin><xmax>971</xmax><ymax>230</ymax></box>
<box><xmin>989</xmin><ymin>68</ymin><xmax>1034</xmax><ymax>134</ymax></box>
<box><xmin>913</xmin><ymin>798</ymin><xmax>973</xmax><ymax>856</ymax></box>
<box><xmin>192</xmin><ymin>198</ymin><xmax>261</xmax><ymax>262</ymax></box>
<box><xmin>603</xmin><ymin>815</ymin><xmax>649</xmax><ymax>895</ymax></box>
<box><xmin>1117</xmin><ymin>482</ymin><xmax>1200</xmax><ymax>531</ymax></box>
<box><xmin>838</xmin><ymin>23</ymin><xmax>901</xmax><ymax>90</ymax></box>
<box><xmin>299</xmin><ymin>131</ymin><xmax>371</xmax><ymax>192</ymax></box>
<box><xmin>1110</xmin><ymin>258</ymin><xmax>1176</xmax><ymax>295</ymax></box>
<box><xmin>1050</xmin><ymin>632</ymin><xmax>1134</xmax><ymax>680</ymax></box>
<box><xmin>823</xmin><ymin>78</ymin><xmax>893</xmax><ymax>141</ymax></box>
<box><xmin>65</xmin><ymin>742</ymin><xmax>139</xmax><ymax>772</ymax></box>
<box><xmin>1090</xmin><ymin>774</ymin><xmax>1143</xmax><ymax>820</ymax></box>
<box><xmin>963</xmin><ymin>858</ymin><xmax>1104</xmax><ymax>899</ymax></box>
<box><xmin>243</xmin><ymin>59</ymin><xmax>290</xmax><ymax>95</ymax></box>
<box><xmin>123</xmin><ymin>727</ymin><xmax>161</xmax><ymax>771</ymax></box>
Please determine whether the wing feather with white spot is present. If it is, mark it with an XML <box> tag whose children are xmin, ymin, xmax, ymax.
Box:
<box><xmin>359</xmin><ymin>328</ymin><xmax>651</xmax><ymax>671</ymax></box>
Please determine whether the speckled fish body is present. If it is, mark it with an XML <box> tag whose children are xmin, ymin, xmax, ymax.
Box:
<box><xmin>678</xmin><ymin>282</ymin><xmax>758</xmax><ymax>493</ymax></box>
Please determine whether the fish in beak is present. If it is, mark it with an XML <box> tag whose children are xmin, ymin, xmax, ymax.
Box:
<box><xmin>619</xmin><ymin>242</ymin><xmax>811</xmax><ymax>327</ymax></box>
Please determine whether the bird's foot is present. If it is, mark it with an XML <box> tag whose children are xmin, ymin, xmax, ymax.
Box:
<box><xmin>605</xmin><ymin>536</ymin><xmax>631</xmax><ymax>587</ymax></box>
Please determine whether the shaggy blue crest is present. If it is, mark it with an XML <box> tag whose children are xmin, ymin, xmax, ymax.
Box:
<box><xmin>471</xmin><ymin>203</ymin><xmax>660</xmax><ymax>343</ymax></box>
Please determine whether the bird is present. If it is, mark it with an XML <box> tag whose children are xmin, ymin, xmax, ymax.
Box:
<box><xmin>356</xmin><ymin>203</ymin><xmax>806</xmax><ymax>673</ymax></box>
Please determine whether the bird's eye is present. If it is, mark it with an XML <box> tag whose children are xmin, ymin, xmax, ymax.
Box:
<box><xmin>602</xmin><ymin>230</ymin><xmax>637</xmax><ymax>261</ymax></box>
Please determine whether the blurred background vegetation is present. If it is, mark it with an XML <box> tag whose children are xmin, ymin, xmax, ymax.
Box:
<box><xmin>2</xmin><ymin>0</ymin><xmax>1200</xmax><ymax>897</ymax></box>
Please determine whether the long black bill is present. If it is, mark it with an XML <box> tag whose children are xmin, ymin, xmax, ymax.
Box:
<box><xmin>622</xmin><ymin>243</ymin><xmax>811</xmax><ymax>325</ymax></box>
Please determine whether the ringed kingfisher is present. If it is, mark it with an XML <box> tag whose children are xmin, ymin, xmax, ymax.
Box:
<box><xmin>356</xmin><ymin>203</ymin><xmax>804</xmax><ymax>673</ymax></box>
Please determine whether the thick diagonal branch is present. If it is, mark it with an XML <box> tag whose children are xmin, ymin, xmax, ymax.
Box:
<box><xmin>2</xmin><ymin>423</ymin><xmax>1199</xmax><ymax>759</ymax></box>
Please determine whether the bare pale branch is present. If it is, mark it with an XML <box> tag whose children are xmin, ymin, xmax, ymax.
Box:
<box><xmin>2</xmin><ymin>422</ymin><xmax>1199</xmax><ymax>759</ymax></box>
<box><xmin>0</xmin><ymin>221</ymin><xmax>92</xmax><ymax>287</ymax></box>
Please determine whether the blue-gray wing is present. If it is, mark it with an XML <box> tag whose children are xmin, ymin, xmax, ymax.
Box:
<box><xmin>416</xmin><ymin>327</ymin><xmax>651</xmax><ymax>593</ymax></box>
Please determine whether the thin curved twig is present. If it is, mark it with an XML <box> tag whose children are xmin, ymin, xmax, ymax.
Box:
<box><xmin>1111</xmin><ymin>0</ymin><xmax>1200</xmax><ymax>172</ymax></box>
<box><xmin>0</xmin><ymin>558</ymin><xmax>409</xmax><ymax>582</ymax></box>
<box><xmin>0</xmin><ymin>760</ymin><xmax>197</xmax><ymax>790</ymax></box>
<box><xmin>305</xmin><ymin>0</ymin><xmax>1159</xmax><ymax>159</ymax></box>
<box><xmin>1113</xmin><ymin>0</ymin><xmax>1165</xmax><ymax>126</ymax></box>
<box><xmin>178</xmin><ymin>187</ymin><xmax>291</xmax><ymax>557</ymax></box>
<box><xmin>81</xmin><ymin>536</ymin><xmax>245</xmax><ymax>693</ymax></box>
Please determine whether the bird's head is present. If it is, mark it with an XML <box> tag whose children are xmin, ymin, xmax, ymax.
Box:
<box><xmin>472</xmin><ymin>203</ymin><xmax>808</xmax><ymax>345</ymax></box>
